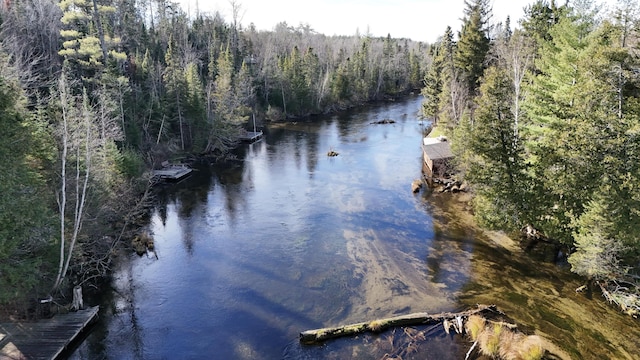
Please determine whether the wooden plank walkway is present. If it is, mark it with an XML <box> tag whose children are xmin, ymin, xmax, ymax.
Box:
<box><xmin>0</xmin><ymin>306</ymin><xmax>99</xmax><ymax>360</ymax></box>
<box><xmin>239</xmin><ymin>130</ymin><xmax>263</xmax><ymax>143</ymax></box>
<box><xmin>152</xmin><ymin>164</ymin><xmax>192</xmax><ymax>181</ymax></box>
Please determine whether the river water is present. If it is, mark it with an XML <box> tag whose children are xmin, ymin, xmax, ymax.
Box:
<box><xmin>69</xmin><ymin>95</ymin><xmax>639</xmax><ymax>360</ymax></box>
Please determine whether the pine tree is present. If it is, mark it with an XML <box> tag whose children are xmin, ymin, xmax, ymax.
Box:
<box><xmin>520</xmin><ymin>0</ymin><xmax>567</xmax><ymax>48</ymax></box>
<box><xmin>205</xmin><ymin>45</ymin><xmax>247</xmax><ymax>154</ymax></box>
<box><xmin>0</xmin><ymin>71</ymin><xmax>56</xmax><ymax>310</ymax></box>
<box><xmin>520</xmin><ymin>1</ymin><xmax>640</xmax><ymax>251</ymax></box>
<box><xmin>59</xmin><ymin>0</ymin><xmax>126</xmax><ymax>69</ymax></box>
<box><xmin>568</xmin><ymin>187</ymin><xmax>626</xmax><ymax>280</ymax></box>
<box><xmin>454</xmin><ymin>0</ymin><xmax>491</xmax><ymax>94</ymax></box>
<box><xmin>459</xmin><ymin>66</ymin><xmax>529</xmax><ymax>229</ymax></box>
<box><xmin>422</xmin><ymin>27</ymin><xmax>457</xmax><ymax>128</ymax></box>
<box><xmin>163</xmin><ymin>34</ymin><xmax>188</xmax><ymax>150</ymax></box>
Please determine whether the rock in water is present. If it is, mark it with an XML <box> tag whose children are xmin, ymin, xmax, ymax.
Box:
<box><xmin>411</xmin><ymin>179</ymin><xmax>423</xmax><ymax>193</ymax></box>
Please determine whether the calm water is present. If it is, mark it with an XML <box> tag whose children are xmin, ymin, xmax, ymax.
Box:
<box><xmin>69</xmin><ymin>95</ymin><xmax>640</xmax><ymax>359</ymax></box>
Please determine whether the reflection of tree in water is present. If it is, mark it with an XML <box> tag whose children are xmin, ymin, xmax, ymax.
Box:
<box><xmin>335</xmin><ymin>110</ymin><xmax>355</xmax><ymax>140</ymax></box>
<box><xmin>154</xmin><ymin>164</ymin><xmax>213</xmax><ymax>224</ymax></box>
<box><xmin>121</xmin><ymin>258</ymin><xmax>144</xmax><ymax>359</ymax></box>
<box><xmin>305</xmin><ymin>129</ymin><xmax>319</xmax><ymax>177</ymax></box>
<box><xmin>215</xmin><ymin>162</ymin><xmax>248</xmax><ymax>226</ymax></box>
<box><xmin>421</xmin><ymin>197</ymin><xmax>474</xmax><ymax>293</ymax></box>
<box><xmin>81</xmin><ymin>257</ymin><xmax>144</xmax><ymax>359</ymax></box>
<box><xmin>156</xmin><ymin>200</ymin><xmax>168</xmax><ymax>227</ymax></box>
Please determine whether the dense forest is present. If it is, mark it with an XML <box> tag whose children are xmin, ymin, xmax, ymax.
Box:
<box><xmin>422</xmin><ymin>0</ymin><xmax>640</xmax><ymax>315</ymax></box>
<box><xmin>0</xmin><ymin>0</ymin><xmax>427</xmax><ymax>316</ymax></box>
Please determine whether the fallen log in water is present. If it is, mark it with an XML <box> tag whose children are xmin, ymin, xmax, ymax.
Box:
<box><xmin>300</xmin><ymin>304</ymin><xmax>496</xmax><ymax>344</ymax></box>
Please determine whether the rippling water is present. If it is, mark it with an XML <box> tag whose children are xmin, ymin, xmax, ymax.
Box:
<box><xmin>69</xmin><ymin>95</ymin><xmax>640</xmax><ymax>360</ymax></box>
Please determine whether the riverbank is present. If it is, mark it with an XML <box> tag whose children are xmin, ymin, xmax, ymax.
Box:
<box><xmin>426</xmin><ymin>192</ymin><xmax>640</xmax><ymax>359</ymax></box>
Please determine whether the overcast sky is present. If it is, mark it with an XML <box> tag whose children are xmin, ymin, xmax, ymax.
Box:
<box><xmin>175</xmin><ymin>0</ymin><xmax>618</xmax><ymax>43</ymax></box>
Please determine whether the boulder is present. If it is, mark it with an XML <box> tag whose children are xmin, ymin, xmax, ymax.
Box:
<box><xmin>411</xmin><ymin>179</ymin><xmax>423</xmax><ymax>193</ymax></box>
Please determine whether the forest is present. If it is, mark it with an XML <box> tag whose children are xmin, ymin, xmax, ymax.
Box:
<box><xmin>0</xmin><ymin>0</ymin><xmax>638</xmax><ymax>321</ymax></box>
<box><xmin>0</xmin><ymin>0</ymin><xmax>426</xmax><ymax>316</ymax></box>
<box><xmin>422</xmin><ymin>0</ymin><xmax>640</xmax><ymax>315</ymax></box>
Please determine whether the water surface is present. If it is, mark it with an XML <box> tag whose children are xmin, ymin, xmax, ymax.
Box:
<box><xmin>69</xmin><ymin>96</ymin><xmax>640</xmax><ymax>360</ymax></box>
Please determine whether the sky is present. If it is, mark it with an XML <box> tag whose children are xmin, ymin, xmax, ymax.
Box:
<box><xmin>175</xmin><ymin>0</ymin><xmax>619</xmax><ymax>43</ymax></box>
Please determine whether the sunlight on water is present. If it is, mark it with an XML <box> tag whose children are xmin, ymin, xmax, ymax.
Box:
<box><xmin>69</xmin><ymin>95</ymin><xmax>640</xmax><ymax>360</ymax></box>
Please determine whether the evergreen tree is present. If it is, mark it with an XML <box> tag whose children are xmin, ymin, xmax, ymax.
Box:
<box><xmin>454</xmin><ymin>0</ymin><xmax>491</xmax><ymax>94</ymax></box>
<box><xmin>520</xmin><ymin>0</ymin><xmax>567</xmax><ymax>48</ymax></box>
<box><xmin>422</xmin><ymin>42</ymin><xmax>443</xmax><ymax>121</ymax></box>
<box><xmin>206</xmin><ymin>45</ymin><xmax>246</xmax><ymax>154</ymax></box>
<box><xmin>163</xmin><ymin>34</ymin><xmax>188</xmax><ymax>150</ymax></box>
<box><xmin>59</xmin><ymin>0</ymin><xmax>126</xmax><ymax>70</ymax></box>
<box><xmin>458</xmin><ymin>66</ymin><xmax>529</xmax><ymax>229</ymax></box>
<box><xmin>422</xmin><ymin>27</ymin><xmax>458</xmax><ymax>128</ymax></box>
<box><xmin>522</xmin><ymin>8</ymin><xmax>604</xmax><ymax>244</ymax></box>
<box><xmin>0</xmin><ymin>71</ymin><xmax>56</xmax><ymax>312</ymax></box>
<box><xmin>408</xmin><ymin>48</ymin><xmax>422</xmax><ymax>90</ymax></box>
<box><xmin>568</xmin><ymin>187</ymin><xmax>626</xmax><ymax>280</ymax></box>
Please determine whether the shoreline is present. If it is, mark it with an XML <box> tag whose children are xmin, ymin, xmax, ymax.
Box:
<box><xmin>426</xmin><ymin>191</ymin><xmax>640</xmax><ymax>359</ymax></box>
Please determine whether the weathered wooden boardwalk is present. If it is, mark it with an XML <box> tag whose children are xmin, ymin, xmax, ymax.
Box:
<box><xmin>239</xmin><ymin>130</ymin><xmax>263</xmax><ymax>143</ymax></box>
<box><xmin>0</xmin><ymin>306</ymin><xmax>99</xmax><ymax>360</ymax></box>
<box><xmin>152</xmin><ymin>163</ymin><xmax>192</xmax><ymax>181</ymax></box>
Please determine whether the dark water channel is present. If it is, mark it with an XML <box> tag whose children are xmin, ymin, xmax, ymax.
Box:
<box><xmin>69</xmin><ymin>96</ymin><xmax>639</xmax><ymax>360</ymax></box>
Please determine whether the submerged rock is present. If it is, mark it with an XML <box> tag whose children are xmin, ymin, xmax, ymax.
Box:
<box><xmin>132</xmin><ymin>231</ymin><xmax>154</xmax><ymax>255</ymax></box>
<box><xmin>371</xmin><ymin>118</ymin><xmax>396</xmax><ymax>125</ymax></box>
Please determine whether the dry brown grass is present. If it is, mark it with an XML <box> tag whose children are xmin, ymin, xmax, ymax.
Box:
<box><xmin>465</xmin><ymin>315</ymin><xmax>486</xmax><ymax>341</ymax></box>
<box><xmin>478</xmin><ymin>323</ymin><xmax>503</xmax><ymax>357</ymax></box>
<box><xmin>471</xmin><ymin>316</ymin><xmax>545</xmax><ymax>360</ymax></box>
<box><xmin>368</xmin><ymin>319</ymin><xmax>384</xmax><ymax>332</ymax></box>
<box><xmin>516</xmin><ymin>335</ymin><xmax>545</xmax><ymax>360</ymax></box>
<box><xmin>498</xmin><ymin>330</ymin><xmax>525</xmax><ymax>360</ymax></box>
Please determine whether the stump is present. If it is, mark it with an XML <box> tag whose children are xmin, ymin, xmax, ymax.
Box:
<box><xmin>71</xmin><ymin>285</ymin><xmax>84</xmax><ymax>311</ymax></box>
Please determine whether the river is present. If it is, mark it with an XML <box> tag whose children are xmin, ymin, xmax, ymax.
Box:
<box><xmin>69</xmin><ymin>95</ymin><xmax>639</xmax><ymax>360</ymax></box>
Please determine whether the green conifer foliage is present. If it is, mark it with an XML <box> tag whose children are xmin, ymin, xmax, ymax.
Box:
<box><xmin>454</xmin><ymin>0</ymin><xmax>490</xmax><ymax>94</ymax></box>
<box><xmin>59</xmin><ymin>0</ymin><xmax>126</xmax><ymax>68</ymax></box>
<box><xmin>0</xmin><ymin>73</ymin><xmax>55</xmax><ymax>311</ymax></box>
<box><xmin>460</xmin><ymin>66</ymin><xmax>529</xmax><ymax>229</ymax></box>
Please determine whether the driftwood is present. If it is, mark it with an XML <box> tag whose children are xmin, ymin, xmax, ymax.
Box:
<box><xmin>300</xmin><ymin>304</ymin><xmax>496</xmax><ymax>344</ymax></box>
<box><xmin>597</xmin><ymin>280</ymin><xmax>640</xmax><ymax>317</ymax></box>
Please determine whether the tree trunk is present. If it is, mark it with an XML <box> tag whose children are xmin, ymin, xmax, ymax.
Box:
<box><xmin>71</xmin><ymin>285</ymin><xmax>84</xmax><ymax>311</ymax></box>
<box><xmin>300</xmin><ymin>304</ymin><xmax>496</xmax><ymax>344</ymax></box>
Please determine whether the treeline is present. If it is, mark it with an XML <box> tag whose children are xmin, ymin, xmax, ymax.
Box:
<box><xmin>0</xmin><ymin>0</ymin><xmax>427</xmax><ymax>316</ymax></box>
<box><xmin>424</xmin><ymin>0</ymin><xmax>640</xmax><ymax>313</ymax></box>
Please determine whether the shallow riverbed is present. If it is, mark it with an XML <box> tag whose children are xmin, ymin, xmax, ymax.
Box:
<box><xmin>69</xmin><ymin>95</ymin><xmax>639</xmax><ymax>359</ymax></box>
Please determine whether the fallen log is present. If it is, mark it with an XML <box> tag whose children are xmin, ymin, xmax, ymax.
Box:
<box><xmin>300</xmin><ymin>304</ymin><xmax>496</xmax><ymax>344</ymax></box>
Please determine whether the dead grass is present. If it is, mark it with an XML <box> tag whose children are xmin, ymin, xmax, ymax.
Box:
<box><xmin>465</xmin><ymin>315</ymin><xmax>485</xmax><ymax>341</ymax></box>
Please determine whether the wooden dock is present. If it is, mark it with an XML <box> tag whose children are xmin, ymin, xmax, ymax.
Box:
<box><xmin>239</xmin><ymin>130</ymin><xmax>263</xmax><ymax>143</ymax></box>
<box><xmin>0</xmin><ymin>306</ymin><xmax>99</xmax><ymax>360</ymax></box>
<box><xmin>152</xmin><ymin>163</ymin><xmax>192</xmax><ymax>181</ymax></box>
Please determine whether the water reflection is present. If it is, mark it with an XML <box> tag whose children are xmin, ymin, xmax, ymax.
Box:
<box><xmin>68</xmin><ymin>95</ymin><xmax>640</xmax><ymax>360</ymax></box>
<box><xmin>70</xmin><ymin>96</ymin><xmax>482</xmax><ymax>359</ymax></box>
